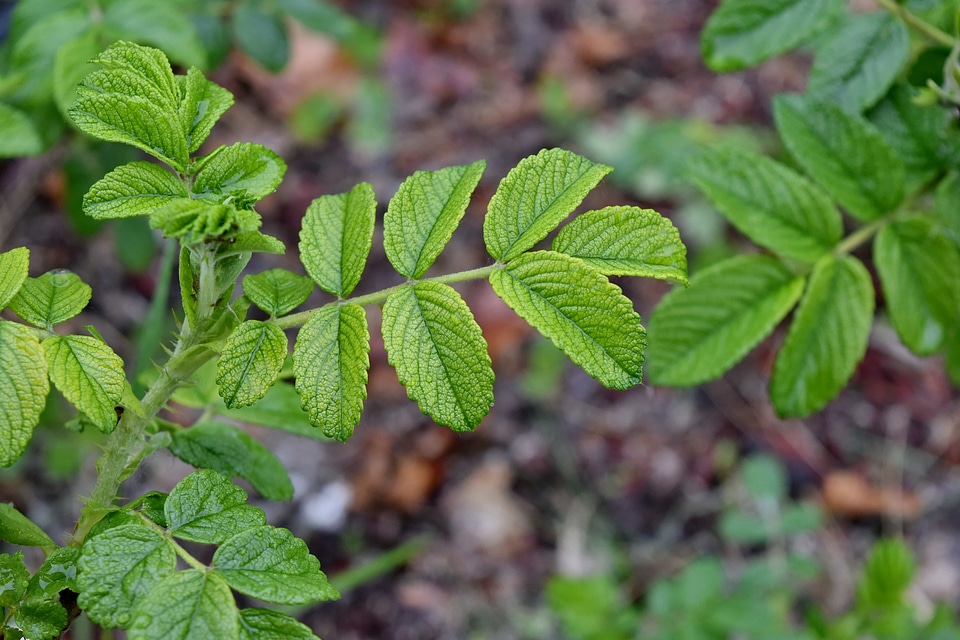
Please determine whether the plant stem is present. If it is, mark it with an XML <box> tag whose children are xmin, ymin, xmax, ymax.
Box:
<box><xmin>877</xmin><ymin>0</ymin><xmax>958</xmax><ymax>48</ymax></box>
<box><xmin>832</xmin><ymin>215</ymin><xmax>892</xmax><ymax>257</ymax></box>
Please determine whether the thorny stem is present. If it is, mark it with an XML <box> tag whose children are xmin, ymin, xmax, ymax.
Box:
<box><xmin>876</xmin><ymin>0</ymin><xmax>959</xmax><ymax>48</ymax></box>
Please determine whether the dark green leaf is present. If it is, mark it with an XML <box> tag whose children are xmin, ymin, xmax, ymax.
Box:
<box><xmin>83</xmin><ymin>161</ymin><xmax>187</xmax><ymax>220</ymax></box>
<box><xmin>52</xmin><ymin>29</ymin><xmax>100</xmax><ymax>118</ymax></box>
<box><xmin>12</xmin><ymin>598</ymin><xmax>67</xmax><ymax>640</ymax></box>
<box><xmin>0</xmin><ymin>552</ymin><xmax>29</xmax><ymax>606</ymax></box>
<box><xmin>8</xmin><ymin>270</ymin><xmax>91</xmax><ymax>329</ymax></box>
<box><xmin>165</xmin><ymin>469</ymin><xmax>266</xmax><ymax>544</ymax></box>
<box><xmin>0</xmin><ymin>322</ymin><xmax>48</xmax><ymax>467</ymax></box>
<box><xmin>934</xmin><ymin>171</ymin><xmax>960</xmax><ymax>246</ymax></box>
<box><xmin>192</xmin><ymin>142</ymin><xmax>287</xmax><ymax>207</ymax></box>
<box><xmin>0</xmin><ymin>503</ymin><xmax>54</xmax><ymax>548</ymax></box>
<box><xmin>103</xmin><ymin>0</ymin><xmax>207</xmax><ymax>69</ymax></box>
<box><xmin>232</xmin><ymin>5</ymin><xmax>290</xmax><ymax>72</ymax></box>
<box><xmin>9</xmin><ymin>9</ymin><xmax>90</xmax><ymax>105</ymax></box>
<box><xmin>243</xmin><ymin>270</ymin><xmax>314</xmax><ymax>317</ymax></box>
<box><xmin>44</xmin><ymin>335</ymin><xmax>125</xmax><ymax>433</ymax></box>
<box><xmin>32</xmin><ymin>547</ymin><xmax>81</xmax><ymax>597</ymax></box>
<box><xmin>217</xmin><ymin>321</ymin><xmax>288</xmax><ymax>409</ymax></box>
<box><xmin>0</xmin><ymin>247</ymin><xmax>30</xmax><ymax>310</ymax></box>
<box><xmin>128</xmin><ymin>570</ymin><xmax>238</xmax><ymax>640</ymax></box>
<box><xmin>239</xmin><ymin>608</ymin><xmax>321</xmax><ymax>640</ymax></box>
<box><xmin>0</xmin><ymin>103</ymin><xmax>43</xmax><ymax>157</ymax></box>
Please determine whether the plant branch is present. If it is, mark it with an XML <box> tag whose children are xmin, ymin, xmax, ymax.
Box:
<box><xmin>876</xmin><ymin>0</ymin><xmax>958</xmax><ymax>48</ymax></box>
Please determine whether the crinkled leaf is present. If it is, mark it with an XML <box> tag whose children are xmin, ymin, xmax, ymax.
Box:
<box><xmin>646</xmin><ymin>255</ymin><xmax>805</xmax><ymax>386</ymax></box>
<box><xmin>129</xmin><ymin>492</ymin><xmax>168</xmax><ymax>528</ymax></box>
<box><xmin>701</xmin><ymin>0</ymin><xmax>844</xmax><ymax>72</ymax></box>
<box><xmin>0</xmin><ymin>103</ymin><xmax>43</xmax><ymax>157</ymax></box>
<box><xmin>382</xmin><ymin>282</ymin><xmax>494</xmax><ymax>431</ymax></box>
<box><xmin>103</xmin><ymin>0</ymin><xmax>207</xmax><ymax>69</ymax></box>
<box><xmin>150</xmin><ymin>199</ymin><xmax>261</xmax><ymax>244</ymax></box>
<box><xmin>243</xmin><ymin>269</ymin><xmax>314</xmax><ymax>317</ymax></box>
<box><xmin>52</xmin><ymin>29</ymin><xmax>100</xmax><ymax>118</ymax></box>
<box><xmin>299</xmin><ymin>183</ymin><xmax>376</xmax><ymax>297</ymax></box>
<box><xmin>9</xmin><ymin>270</ymin><xmax>91</xmax><ymax>329</ymax></box>
<box><xmin>490</xmin><ymin>250</ymin><xmax>645</xmax><ymax>389</ymax></box>
<box><xmin>774</xmin><ymin>94</ymin><xmax>905</xmax><ymax>221</ymax></box>
<box><xmin>771</xmin><ymin>255</ymin><xmax>874</xmax><ymax>417</ymax></box>
<box><xmin>213</xmin><ymin>525</ymin><xmax>338</xmax><ymax>605</ymax></box>
<box><xmin>220</xmin><ymin>232</ymin><xmax>286</xmax><ymax>257</ymax></box>
<box><xmin>32</xmin><ymin>546</ymin><xmax>80</xmax><ymax>597</ymax></box>
<box><xmin>192</xmin><ymin>142</ymin><xmax>287</xmax><ymax>207</ymax></box>
<box><xmin>232</xmin><ymin>4</ymin><xmax>290</xmax><ymax>72</ymax></box>
<box><xmin>293</xmin><ymin>304</ymin><xmax>369</xmax><ymax>441</ymax></box>
<box><xmin>76</xmin><ymin>524</ymin><xmax>177</xmax><ymax>629</ymax></box>
<box><xmin>0</xmin><ymin>322</ymin><xmax>49</xmax><ymax>467</ymax></box>
<box><xmin>384</xmin><ymin>160</ymin><xmax>485</xmax><ymax>278</ymax></box>
<box><xmin>84</xmin><ymin>39</ymin><xmax>179</xmax><ymax>107</ymax></box>
<box><xmin>0</xmin><ymin>247</ymin><xmax>30</xmax><ymax>309</ymax></box>
<box><xmin>216</xmin><ymin>321</ymin><xmax>288</xmax><ymax>409</ymax></box>
<box><xmin>875</xmin><ymin>217</ymin><xmax>960</xmax><ymax>355</ymax></box>
<box><xmin>169</xmin><ymin>421</ymin><xmax>293</xmax><ymax>501</ymax></box>
<box><xmin>0</xmin><ymin>552</ymin><xmax>29</xmax><ymax>606</ymax></box>
<box><xmin>808</xmin><ymin>12</ymin><xmax>909</xmax><ymax>113</ymax></box>
<box><xmin>128</xmin><ymin>570</ymin><xmax>238</xmax><ymax>640</ymax></box>
<box><xmin>12</xmin><ymin>598</ymin><xmax>67</xmax><ymax>640</ymax></box>
<box><xmin>165</xmin><ymin>469</ymin><xmax>266</xmax><ymax>544</ymax></box>
<box><xmin>83</xmin><ymin>161</ymin><xmax>187</xmax><ymax>220</ymax></box>
<box><xmin>484</xmin><ymin>148</ymin><xmax>612</xmax><ymax>261</ymax></box>
<box><xmin>44</xmin><ymin>335</ymin><xmax>125</xmax><ymax>433</ymax></box>
<box><xmin>177</xmin><ymin>67</ymin><xmax>234</xmax><ymax>153</ymax></box>
<box><xmin>239</xmin><ymin>608</ymin><xmax>321</xmax><ymax>640</ymax></box>
<box><xmin>552</xmin><ymin>206</ymin><xmax>688</xmax><ymax>284</ymax></box>
<box><xmin>0</xmin><ymin>503</ymin><xmax>54</xmax><ymax>548</ymax></box>
<box><xmin>686</xmin><ymin>146</ymin><xmax>842</xmax><ymax>262</ymax></box>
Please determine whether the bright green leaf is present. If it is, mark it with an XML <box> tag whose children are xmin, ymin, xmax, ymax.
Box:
<box><xmin>875</xmin><ymin>216</ymin><xmax>960</xmax><ymax>355</ymax></box>
<box><xmin>0</xmin><ymin>103</ymin><xmax>43</xmax><ymax>157</ymax></box>
<box><xmin>382</xmin><ymin>282</ymin><xmax>494</xmax><ymax>431</ymax></box>
<box><xmin>239</xmin><ymin>608</ymin><xmax>321</xmax><ymax>640</ymax></box>
<box><xmin>219</xmin><ymin>232</ymin><xmax>286</xmax><ymax>257</ymax></box>
<box><xmin>232</xmin><ymin>5</ymin><xmax>290</xmax><ymax>72</ymax></box>
<box><xmin>76</xmin><ymin>524</ymin><xmax>177</xmax><ymax>628</ymax></box>
<box><xmin>0</xmin><ymin>247</ymin><xmax>30</xmax><ymax>309</ymax></box>
<box><xmin>243</xmin><ymin>269</ymin><xmax>314</xmax><ymax>317</ymax></box>
<box><xmin>165</xmin><ymin>469</ymin><xmax>266</xmax><ymax>544</ymax></box>
<box><xmin>44</xmin><ymin>335</ymin><xmax>125</xmax><ymax>433</ymax></box>
<box><xmin>808</xmin><ymin>12</ymin><xmax>909</xmax><ymax>113</ymax></box>
<box><xmin>53</xmin><ymin>29</ymin><xmax>100</xmax><ymax>118</ymax></box>
<box><xmin>773</xmin><ymin>94</ymin><xmax>905</xmax><ymax>221</ymax></box>
<box><xmin>0</xmin><ymin>322</ymin><xmax>48</xmax><ymax>467</ymax></box>
<box><xmin>771</xmin><ymin>255</ymin><xmax>874</xmax><ymax>417</ymax></box>
<box><xmin>384</xmin><ymin>160</ymin><xmax>485</xmax><ymax>278</ymax></box>
<box><xmin>12</xmin><ymin>598</ymin><xmax>67</xmax><ymax>640</ymax></box>
<box><xmin>552</xmin><ymin>206</ymin><xmax>688</xmax><ymax>284</ymax></box>
<box><xmin>169</xmin><ymin>421</ymin><xmax>294</xmax><ymax>501</ymax></box>
<box><xmin>484</xmin><ymin>149</ymin><xmax>612</xmax><ymax>261</ymax></box>
<box><xmin>213</xmin><ymin>525</ymin><xmax>339</xmax><ymax>605</ymax></box>
<box><xmin>177</xmin><ymin>67</ymin><xmax>234</xmax><ymax>153</ymax></box>
<box><xmin>686</xmin><ymin>146</ymin><xmax>842</xmax><ymax>262</ymax></box>
<box><xmin>216</xmin><ymin>321</ymin><xmax>288</xmax><ymax>409</ymax></box>
<box><xmin>103</xmin><ymin>0</ymin><xmax>207</xmax><ymax>69</ymax></box>
<box><xmin>490</xmin><ymin>250</ymin><xmax>645</xmax><ymax>389</ymax></box>
<box><xmin>0</xmin><ymin>552</ymin><xmax>29</xmax><ymax>606</ymax></box>
<box><xmin>8</xmin><ymin>270</ymin><xmax>91</xmax><ymax>329</ymax></box>
<box><xmin>150</xmin><ymin>199</ymin><xmax>261</xmax><ymax>244</ymax></box>
<box><xmin>83</xmin><ymin>161</ymin><xmax>187</xmax><ymax>220</ymax></box>
<box><xmin>128</xmin><ymin>570</ymin><xmax>238</xmax><ymax>640</ymax></box>
<box><xmin>646</xmin><ymin>255</ymin><xmax>805</xmax><ymax>386</ymax></box>
<box><xmin>293</xmin><ymin>304</ymin><xmax>369</xmax><ymax>441</ymax></box>
<box><xmin>192</xmin><ymin>142</ymin><xmax>287</xmax><ymax>207</ymax></box>
<box><xmin>858</xmin><ymin>539</ymin><xmax>915</xmax><ymax>608</ymax></box>
<box><xmin>299</xmin><ymin>183</ymin><xmax>377</xmax><ymax>297</ymax></box>
<box><xmin>701</xmin><ymin>0</ymin><xmax>844</xmax><ymax>72</ymax></box>
<box><xmin>0</xmin><ymin>503</ymin><xmax>54</xmax><ymax>547</ymax></box>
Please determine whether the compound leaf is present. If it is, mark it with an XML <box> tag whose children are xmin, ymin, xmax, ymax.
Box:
<box><xmin>552</xmin><ymin>206</ymin><xmax>688</xmax><ymax>284</ymax></box>
<box><xmin>0</xmin><ymin>322</ymin><xmax>48</xmax><ymax>467</ymax></box>
<box><xmin>490</xmin><ymin>250</ymin><xmax>645</xmax><ymax>389</ymax></box>
<box><xmin>485</xmin><ymin>149</ymin><xmax>612</xmax><ymax>262</ymax></box>
<box><xmin>165</xmin><ymin>469</ymin><xmax>266</xmax><ymax>544</ymax></box>
<box><xmin>102</xmin><ymin>0</ymin><xmax>207</xmax><ymax>69</ymax></box>
<box><xmin>0</xmin><ymin>503</ymin><xmax>54</xmax><ymax>548</ymax></box>
<box><xmin>192</xmin><ymin>142</ymin><xmax>286</xmax><ymax>207</ymax></box>
<box><xmin>76</xmin><ymin>524</ymin><xmax>177</xmax><ymax>629</ymax></box>
<box><xmin>239</xmin><ymin>608</ymin><xmax>320</xmax><ymax>640</ymax></box>
<box><xmin>875</xmin><ymin>216</ymin><xmax>960</xmax><ymax>355</ymax></box>
<box><xmin>213</xmin><ymin>525</ymin><xmax>338</xmax><ymax>605</ymax></box>
<box><xmin>177</xmin><ymin>67</ymin><xmax>234</xmax><ymax>153</ymax></box>
<box><xmin>771</xmin><ymin>255</ymin><xmax>874</xmax><ymax>417</ymax></box>
<box><xmin>243</xmin><ymin>269</ymin><xmax>314</xmax><ymax>317</ymax></box>
<box><xmin>44</xmin><ymin>335</ymin><xmax>125</xmax><ymax>433</ymax></box>
<box><xmin>293</xmin><ymin>304</ymin><xmax>369</xmax><ymax>441</ymax></box>
<box><xmin>646</xmin><ymin>255</ymin><xmax>805</xmax><ymax>386</ymax></box>
<box><xmin>299</xmin><ymin>183</ymin><xmax>376</xmax><ymax>297</ymax></box>
<box><xmin>0</xmin><ymin>247</ymin><xmax>30</xmax><ymax>309</ymax></box>
<box><xmin>774</xmin><ymin>94</ymin><xmax>905</xmax><ymax>221</ymax></box>
<box><xmin>384</xmin><ymin>160</ymin><xmax>485</xmax><ymax>278</ymax></box>
<box><xmin>0</xmin><ymin>552</ymin><xmax>29</xmax><ymax>606</ymax></box>
<box><xmin>0</xmin><ymin>103</ymin><xmax>43</xmax><ymax>157</ymax></box>
<box><xmin>686</xmin><ymin>146</ymin><xmax>842</xmax><ymax>262</ymax></box>
<box><xmin>150</xmin><ymin>199</ymin><xmax>261</xmax><ymax>244</ymax></box>
<box><xmin>216</xmin><ymin>321</ymin><xmax>288</xmax><ymax>409</ymax></box>
<box><xmin>381</xmin><ymin>282</ymin><xmax>494</xmax><ymax>431</ymax></box>
<box><xmin>8</xmin><ymin>270</ymin><xmax>91</xmax><ymax>329</ymax></box>
<box><xmin>128</xmin><ymin>570</ymin><xmax>238</xmax><ymax>640</ymax></box>
<box><xmin>83</xmin><ymin>161</ymin><xmax>187</xmax><ymax>220</ymax></box>
<box><xmin>701</xmin><ymin>0</ymin><xmax>844</xmax><ymax>72</ymax></box>
<box><xmin>169</xmin><ymin>421</ymin><xmax>293</xmax><ymax>501</ymax></box>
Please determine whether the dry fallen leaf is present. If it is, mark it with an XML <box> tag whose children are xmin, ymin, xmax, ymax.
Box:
<box><xmin>821</xmin><ymin>470</ymin><xmax>922</xmax><ymax>519</ymax></box>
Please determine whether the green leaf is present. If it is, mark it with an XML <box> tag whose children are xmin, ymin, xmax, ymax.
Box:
<box><xmin>169</xmin><ymin>421</ymin><xmax>294</xmax><ymax>501</ymax></box>
<box><xmin>9</xmin><ymin>9</ymin><xmax>90</xmax><ymax>106</ymax></box>
<box><xmin>875</xmin><ymin>217</ymin><xmax>960</xmax><ymax>355</ymax></box>
<box><xmin>216</xmin><ymin>321</ymin><xmax>288</xmax><ymax>409</ymax></box>
<box><xmin>177</xmin><ymin>67</ymin><xmax>234</xmax><ymax>154</ymax></box>
<box><xmin>232</xmin><ymin>4</ymin><xmax>290</xmax><ymax>72</ymax></box>
<box><xmin>0</xmin><ymin>247</ymin><xmax>30</xmax><ymax>309</ymax></box>
<box><xmin>31</xmin><ymin>546</ymin><xmax>81</xmax><ymax>597</ymax></box>
<box><xmin>773</xmin><ymin>94</ymin><xmax>905</xmax><ymax>221</ymax></box>
<box><xmin>771</xmin><ymin>255</ymin><xmax>874</xmax><ymax>417</ymax></box>
<box><xmin>44</xmin><ymin>335</ymin><xmax>125</xmax><ymax>433</ymax></box>
<box><xmin>83</xmin><ymin>161</ymin><xmax>188</xmax><ymax>220</ymax></box>
<box><xmin>935</xmin><ymin>172</ymin><xmax>960</xmax><ymax>246</ymax></box>
<box><xmin>701</xmin><ymin>0</ymin><xmax>844</xmax><ymax>72</ymax></box>
<box><xmin>0</xmin><ymin>503</ymin><xmax>54</xmax><ymax>548</ymax></box>
<box><xmin>0</xmin><ymin>322</ymin><xmax>49</xmax><ymax>467</ymax></box>
<box><xmin>53</xmin><ymin>29</ymin><xmax>100</xmax><ymax>118</ymax></box>
<box><xmin>76</xmin><ymin>524</ymin><xmax>177</xmax><ymax>628</ymax></box>
<box><xmin>219</xmin><ymin>232</ymin><xmax>287</xmax><ymax>257</ymax></box>
<box><xmin>382</xmin><ymin>282</ymin><xmax>494</xmax><ymax>431</ymax></box>
<box><xmin>150</xmin><ymin>199</ymin><xmax>261</xmax><ymax>244</ymax></box>
<box><xmin>858</xmin><ymin>539</ymin><xmax>914</xmax><ymax>608</ymax></box>
<box><xmin>192</xmin><ymin>142</ymin><xmax>287</xmax><ymax>207</ymax></box>
<box><xmin>0</xmin><ymin>552</ymin><xmax>29</xmax><ymax>606</ymax></box>
<box><xmin>8</xmin><ymin>270</ymin><xmax>91</xmax><ymax>329</ymax></box>
<box><xmin>130</xmin><ymin>492</ymin><xmax>168</xmax><ymax>528</ymax></box>
<box><xmin>0</xmin><ymin>103</ymin><xmax>43</xmax><ymax>157</ymax></box>
<box><xmin>243</xmin><ymin>270</ymin><xmax>314</xmax><ymax>317</ymax></box>
<box><xmin>490</xmin><ymin>250</ymin><xmax>645</xmax><ymax>389</ymax></box>
<box><xmin>213</xmin><ymin>525</ymin><xmax>339</xmax><ymax>605</ymax></box>
<box><xmin>299</xmin><ymin>183</ymin><xmax>377</xmax><ymax>297</ymax></box>
<box><xmin>103</xmin><ymin>0</ymin><xmax>207</xmax><ymax>69</ymax></box>
<box><xmin>552</xmin><ymin>206</ymin><xmax>688</xmax><ymax>284</ymax></box>
<box><xmin>646</xmin><ymin>255</ymin><xmax>805</xmax><ymax>386</ymax></box>
<box><xmin>165</xmin><ymin>469</ymin><xmax>266</xmax><ymax>544</ymax></box>
<box><xmin>128</xmin><ymin>570</ymin><xmax>238</xmax><ymax>640</ymax></box>
<box><xmin>686</xmin><ymin>146</ymin><xmax>842</xmax><ymax>262</ymax></box>
<box><xmin>216</xmin><ymin>383</ymin><xmax>330</xmax><ymax>441</ymax></box>
<box><xmin>742</xmin><ymin>454</ymin><xmax>787</xmax><ymax>500</ymax></box>
<box><xmin>12</xmin><ymin>598</ymin><xmax>67</xmax><ymax>640</ymax></box>
<box><xmin>484</xmin><ymin>149</ymin><xmax>612</xmax><ymax>261</ymax></box>
<box><xmin>239</xmin><ymin>608</ymin><xmax>321</xmax><ymax>640</ymax></box>
<box><xmin>944</xmin><ymin>329</ymin><xmax>960</xmax><ymax>387</ymax></box>
<box><xmin>807</xmin><ymin>12</ymin><xmax>909</xmax><ymax>113</ymax></box>
<box><xmin>293</xmin><ymin>304</ymin><xmax>369</xmax><ymax>441</ymax></box>
<box><xmin>384</xmin><ymin>160</ymin><xmax>485</xmax><ymax>278</ymax></box>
